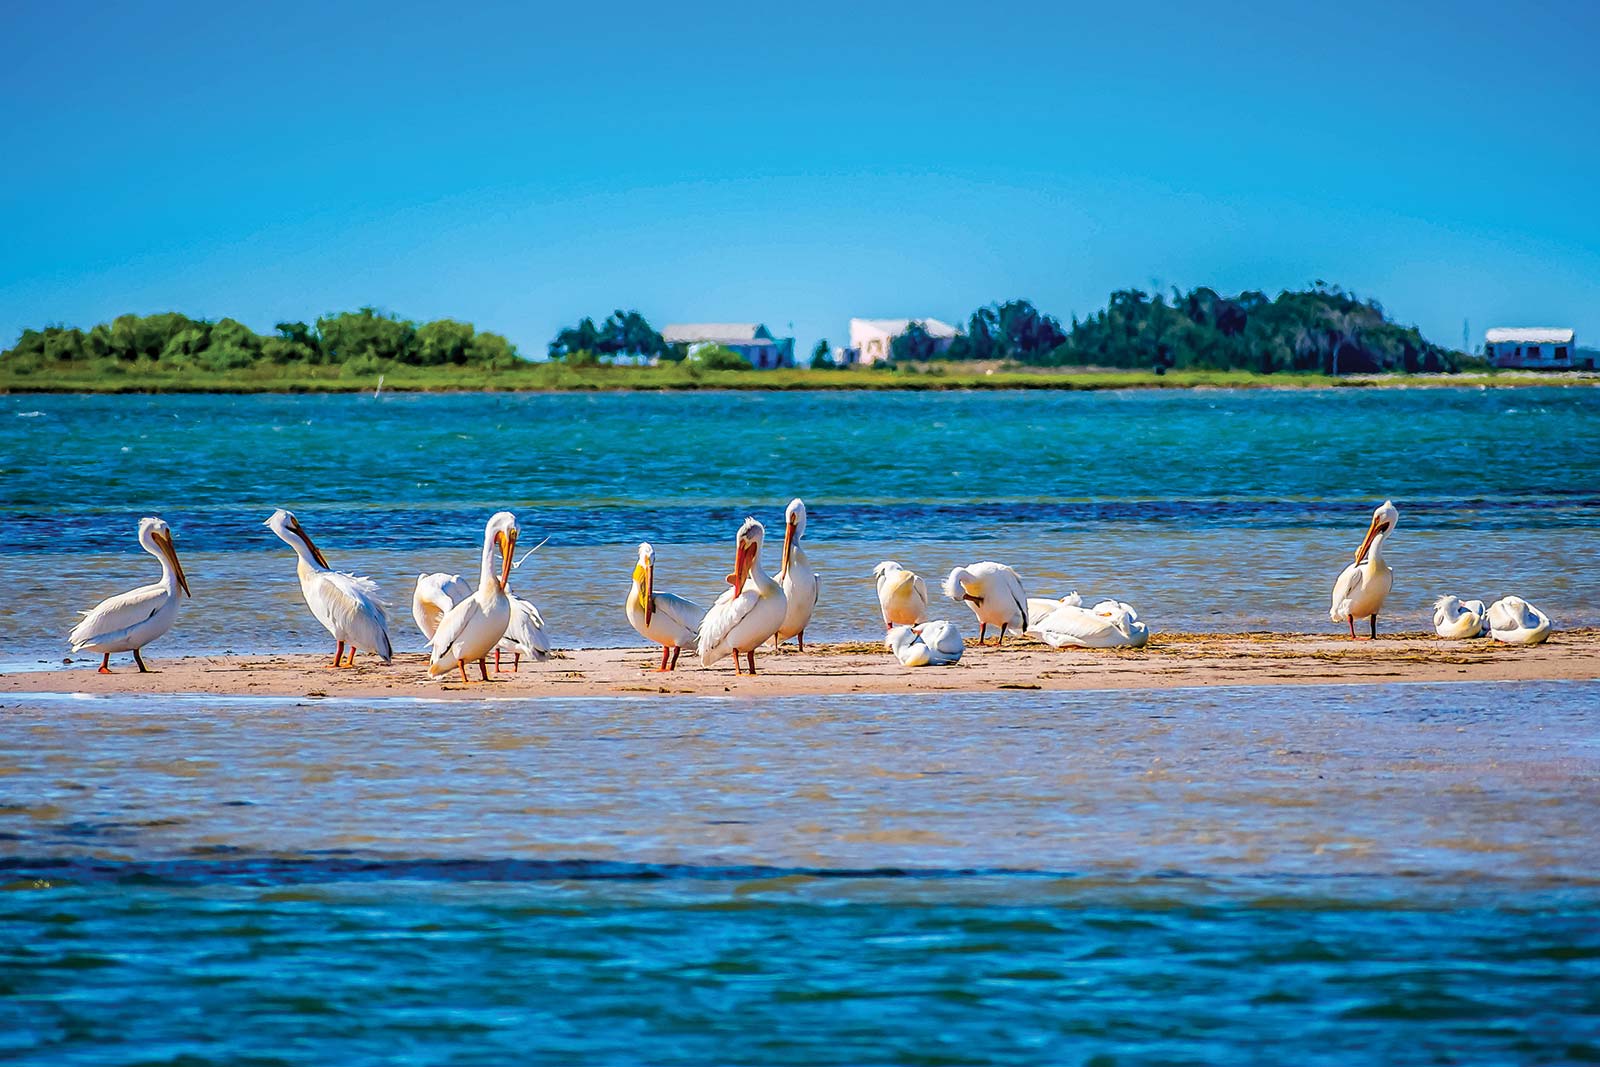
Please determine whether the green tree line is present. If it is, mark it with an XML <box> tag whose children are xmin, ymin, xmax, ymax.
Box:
<box><xmin>3</xmin><ymin>308</ymin><xmax>519</xmax><ymax>372</ymax></box>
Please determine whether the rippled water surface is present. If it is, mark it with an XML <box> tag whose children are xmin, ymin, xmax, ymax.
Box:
<box><xmin>4</xmin><ymin>682</ymin><xmax>1600</xmax><ymax>1064</ymax></box>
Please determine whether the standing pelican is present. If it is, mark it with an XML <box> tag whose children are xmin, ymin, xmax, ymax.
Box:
<box><xmin>69</xmin><ymin>516</ymin><xmax>190</xmax><ymax>673</ymax></box>
<box><xmin>625</xmin><ymin>542</ymin><xmax>705</xmax><ymax>671</ymax></box>
<box><xmin>265</xmin><ymin>509</ymin><xmax>392</xmax><ymax>666</ymax></box>
<box><xmin>413</xmin><ymin>572</ymin><xmax>471</xmax><ymax>642</ymax></box>
<box><xmin>873</xmin><ymin>561</ymin><xmax>928</xmax><ymax>630</ymax></box>
<box><xmin>886</xmin><ymin>620</ymin><xmax>964</xmax><ymax>667</ymax></box>
<box><xmin>429</xmin><ymin>512</ymin><xmax>518</xmax><ymax>682</ymax></box>
<box><xmin>1030</xmin><ymin>598</ymin><xmax>1150</xmax><ymax>649</ymax></box>
<box><xmin>773</xmin><ymin>498</ymin><xmax>818</xmax><ymax>651</ymax></box>
<box><xmin>1329</xmin><ymin>500</ymin><xmax>1399</xmax><ymax>639</ymax></box>
<box><xmin>1487</xmin><ymin>596</ymin><xmax>1552</xmax><ymax>646</ymax></box>
<box><xmin>1433</xmin><ymin>595</ymin><xmax>1490</xmax><ymax>640</ymax></box>
<box><xmin>697</xmin><ymin>517</ymin><xmax>788</xmax><ymax>674</ymax></box>
<box><xmin>497</xmin><ymin>574</ymin><xmax>552</xmax><ymax>672</ymax></box>
<box><xmin>943</xmin><ymin>562</ymin><xmax>1028</xmax><ymax>647</ymax></box>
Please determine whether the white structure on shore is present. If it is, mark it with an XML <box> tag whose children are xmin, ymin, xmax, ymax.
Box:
<box><xmin>661</xmin><ymin>323</ymin><xmax>795</xmax><ymax>369</ymax></box>
<box><xmin>1485</xmin><ymin>327</ymin><xmax>1587</xmax><ymax>369</ymax></box>
<box><xmin>843</xmin><ymin>318</ymin><xmax>960</xmax><ymax>365</ymax></box>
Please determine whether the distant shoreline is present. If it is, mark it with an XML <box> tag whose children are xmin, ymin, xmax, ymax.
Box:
<box><xmin>3</xmin><ymin>364</ymin><xmax>1595</xmax><ymax>395</ymax></box>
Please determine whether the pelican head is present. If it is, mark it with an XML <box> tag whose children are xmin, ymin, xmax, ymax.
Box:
<box><xmin>485</xmin><ymin>511</ymin><xmax>519</xmax><ymax>591</ymax></box>
<box><xmin>1354</xmin><ymin>499</ymin><xmax>1400</xmax><ymax>563</ymax></box>
<box><xmin>634</xmin><ymin>542</ymin><xmax>656</xmax><ymax>623</ymax></box>
<box><xmin>781</xmin><ymin>498</ymin><xmax>806</xmax><ymax>575</ymax></box>
<box><xmin>138</xmin><ymin>516</ymin><xmax>190</xmax><ymax>597</ymax></box>
<box><xmin>727</xmin><ymin>517</ymin><xmax>765</xmax><ymax>591</ymax></box>
<box><xmin>942</xmin><ymin>566</ymin><xmax>980</xmax><ymax>604</ymax></box>
<box><xmin>264</xmin><ymin>508</ymin><xmax>330</xmax><ymax>569</ymax></box>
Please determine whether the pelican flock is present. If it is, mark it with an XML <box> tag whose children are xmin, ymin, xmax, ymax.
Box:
<box><xmin>69</xmin><ymin>516</ymin><xmax>190</xmax><ymax>673</ymax></box>
<box><xmin>65</xmin><ymin>495</ymin><xmax>1567</xmax><ymax>682</ymax></box>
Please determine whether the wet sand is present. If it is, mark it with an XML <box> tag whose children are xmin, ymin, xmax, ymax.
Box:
<box><xmin>8</xmin><ymin>630</ymin><xmax>1598</xmax><ymax>699</ymax></box>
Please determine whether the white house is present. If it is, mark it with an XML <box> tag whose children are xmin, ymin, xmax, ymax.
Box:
<box><xmin>1485</xmin><ymin>327</ymin><xmax>1585</xmax><ymax>369</ymax></box>
<box><xmin>661</xmin><ymin>323</ymin><xmax>795</xmax><ymax>369</ymax></box>
<box><xmin>844</xmin><ymin>318</ymin><xmax>961</xmax><ymax>365</ymax></box>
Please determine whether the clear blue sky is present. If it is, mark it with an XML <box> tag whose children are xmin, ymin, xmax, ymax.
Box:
<box><xmin>3</xmin><ymin>0</ymin><xmax>1597</xmax><ymax>357</ymax></box>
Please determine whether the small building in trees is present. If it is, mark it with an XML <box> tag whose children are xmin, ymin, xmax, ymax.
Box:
<box><xmin>661</xmin><ymin>323</ymin><xmax>795</xmax><ymax>369</ymax></box>
<box><xmin>1485</xmin><ymin>327</ymin><xmax>1587</xmax><ymax>369</ymax></box>
<box><xmin>843</xmin><ymin>318</ymin><xmax>960</xmax><ymax>365</ymax></box>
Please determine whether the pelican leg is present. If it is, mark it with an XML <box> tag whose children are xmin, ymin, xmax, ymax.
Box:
<box><xmin>978</xmin><ymin>623</ymin><xmax>987</xmax><ymax>646</ymax></box>
<box><xmin>495</xmin><ymin>648</ymin><xmax>502</xmax><ymax>673</ymax></box>
<box><xmin>345</xmin><ymin>647</ymin><xmax>357</xmax><ymax>667</ymax></box>
<box><xmin>513</xmin><ymin>652</ymin><xmax>521</xmax><ymax>672</ymax></box>
<box><xmin>477</xmin><ymin>659</ymin><xmax>490</xmax><ymax>682</ymax></box>
<box><xmin>669</xmin><ymin>646</ymin><xmax>681</xmax><ymax>671</ymax></box>
<box><xmin>797</xmin><ymin>631</ymin><xmax>805</xmax><ymax>654</ymax></box>
<box><xmin>745</xmin><ymin>650</ymin><xmax>758</xmax><ymax>675</ymax></box>
<box><xmin>458</xmin><ymin>661</ymin><xmax>471</xmax><ymax>684</ymax></box>
<box><xmin>1369</xmin><ymin>615</ymin><xmax>1379</xmax><ymax>640</ymax></box>
<box><xmin>133</xmin><ymin>649</ymin><xmax>150</xmax><ymax>673</ymax></box>
<box><xmin>329</xmin><ymin>640</ymin><xmax>345</xmax><ymax>668</ymax></box>
<box><xmin>657</xmin><ymin>646</ymin><xmax>670</xmax><ymax>672</ymax></box>
<box><xmin>1347</xmin><ymin>616</ymin><xmax>1356</xmax><ymax>640</ymax></box>
<box><xmin>733</xmin><ymin>651</ymin><xmax>743</xmax><ymax>676</ymax></box>
<box><xmin>998</xmin><ymin>624</ymin><xmax>1008</xmax><ymax>648</ymax></box>
<box><xmin>98</xmin><ymin>654</ymin><xmax>112</xmax><ymax>674</ymax></box>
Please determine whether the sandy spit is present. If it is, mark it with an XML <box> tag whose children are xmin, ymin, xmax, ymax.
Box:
<box><xmin>6</xmin><ymin>630</ymin><xmax>1598</xmax><ymax>700</ymax></box>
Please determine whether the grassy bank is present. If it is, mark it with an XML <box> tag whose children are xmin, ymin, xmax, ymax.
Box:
<box><xmin>0</xmin><ymin>359</ymin><xmax>1588</xmax><ymax>394</ymax></box>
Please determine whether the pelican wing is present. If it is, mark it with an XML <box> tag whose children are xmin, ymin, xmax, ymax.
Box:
<box><xmin>651</xmin><ymin>591</ymin><xmax>706</xmax><ymax>637</ymax></box>
<box><xmin>501</xmin><ymin>594</ymin><xmax>552</xmax><ymax>660</ymax></box>
<box><xmin>309</xmin><ymin>571</ymin><xmax>393</xmax><ymax>660</ymax></box>
<box><xmin>430</xmin><ymin>597</ymin><xmax>484</xmax><ymax>667</ymax></box>
<box><xmin>413</xmin><ymin>573</ymin><xmax>471</xmax><ymax>640</ymax></box>
<box><xmin>69</xmin><ymin>583</ymin><xmax>168</xmax><ymax>650</ymax></box>
<box><xmin>697</xmin><ymin>587</ymin><xmax>760</xmax><ymax>664</ymax></box>
<box><xmin>1329</xmin><ymin>561</ymin><xmax>1366</xmax><ymax>621</ymax></box>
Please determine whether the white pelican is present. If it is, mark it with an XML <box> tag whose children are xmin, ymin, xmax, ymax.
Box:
<box><xmin>625</xmin><ymin>542</ymin><xmax>705</xmax><ymax>671</ymax></box>
<box><xmin>886</xmin><ymin>620</ymin><xmax>964</xmax><ymax>667</ymax></box>
<box><xmin>497</xmin><ymin>583</ymin><xmax>552</xmax><ymax>672</ymax></box>
<box><xmin>428</xmin><ymin>511</ymin><xmax>518</xmax><ymax>682</ymax></box>
<box><xmin>773</xmin><ymin>498</ymin><xmax>818</xmax><ymax>651</ymax></box>
<box><xmin>265</xmin><ymin>509</ymin><xmax>392</xmax><ymax>666</ymax></box>
<box><xmin>69</xmin><ymin>516</ymin><xmax>190</xmax><ymax>673</ymax></box>
<box><xmin>1329</xmin><ymin>500</ymin><xmax>1399</xmax><ymax>639</ymax></box>
<box><xmin>873</xmin><ymin>561</ymin><xmax>928</xmax><ymax>630</ymax></box>
<box><xmin>1027</xmin><ymin>593</ymin><xmax>1081</xmax><ymax>630</ymax></box>
<box><xmin>413</xmin><ymin>572</ymin><xmax>471</xmax><ymax>642</ymax></box>
<box><xmin>697</xmin><ymin>517</ymin><xmax>788</xmax><ymax>674</ymax></box>
<box><xmin>1030</xmin><ymin>598</ymin><xmax>1150</xmax><ymax>649</ymax></box>
<box><xmin>1487</xmin><ymin>596</ymin><xmax>1552</xmax><ymax>646</ymax></box>
<box><xmin>1433</xmin><ymin>596</ymin><xmax>1489</xmax><ymax>640</ymax></box>
<box><xmin>943</xmin><ymin>562</ymin><xmax>1028</xmax><ymax>646</ymax></box>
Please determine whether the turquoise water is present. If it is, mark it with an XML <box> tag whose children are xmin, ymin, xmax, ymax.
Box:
<box><xmin>4</xmin><ymin>681</ymin><xmax>1600</xmax><ymax>1064</ymax></box>
<box><xmin>3</xmin><ymin>387</ymin><xmax>1598</xmax><ymax>656</ymax></box>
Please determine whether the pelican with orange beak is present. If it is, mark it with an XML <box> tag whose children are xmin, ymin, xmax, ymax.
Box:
<box><xmin>697</xmin><ymin>517</ymin><xmax>788</xmax><ymax>674</ymax></box>
<box><xmin>266</xmin><ymin>509</ymin><xmax>393</xmax><ymax>666</ymax></box>
<box><xmin>772</xmin><ymin>498</ymin><xmax>818</xmax><ymax>651</ymax></box>
<box><xmin>69</xmin><ymin>516</ymin><xmax>191</xmax><ymax>673</ymax></box>
<box><xmin>428</xmin><ymin>511</ymin><xmax>518</xmax><ymax>682</ymax></box>
<box><xmin>1330</xmin><ymin>500</ymin><xmax>1399</xmax><ymax>639</ymax></box>
<box><xmin>625</xmin><ymin>542</ymin><xmax>705</xmax><ymax>670</ymax></box>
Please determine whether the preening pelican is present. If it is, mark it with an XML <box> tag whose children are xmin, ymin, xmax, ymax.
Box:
<box><xmin>1330</xmin><ymin>500</ymin><xmax>1399</xmax><ymax>639</ymax></box>
<box><xmin>428</xmin><ymin>512</ymin><xmax>518</xmax><ymax>682</ymax></box>
<box><xmin>943</xmin><ymin>562</ymin><xmax>1028</xmax><ymax>646</ymax></box>
<box><xmin>873</xmin><ymin>561</ymin><xmax>928</xmax><ymax>630</ymax></box>
<box><xmin>886</xmin><ymin>620</ymin><xmax>964</xmax><ymax>667</ymax></box>
<box><xmin>1027</xmin><ymin>593</ymin><xmax>1081</xmax><ymax>630</ymax></box>
<box><xmin>1487</xmin><ymin>596</ymin><xmax>1552</xmax><ymax>646</ymax></box>
<box><xmin>625</xmin><ymin>542</ymin><xmax>705</xmax><ymax>671</ymax></box>
<box><xmin>697</xmin><ymin>517</ymin><xmax>788</xmax><ymax>674</ymax></box>
<box><xmin>1433</xmin><ymin>595</ymin><xmax>1489</xmax><ymax>640</ymax></box>
<box><xmin>69</xmin><ymin>516</ymin><xmax>190</xmax><ymax>673</ymax></box>
<box><xmin>773</xmin><ymin>498</ymin><xmax>818</xmax><ymax>651</ymax></box>
<box><xmin>1030</xmin><ymin>598</ymin><xmax>1150</xmax><ymax>649</ymax></box>
<box><xmin>413</xmin><ymin>572</ymin><xmax>471</xmax><ymax>641</ymax></box>
<box><xmin>265</xmin><ymin>509</ymin><xmax>392</xmax><ymax>666</ymax></box>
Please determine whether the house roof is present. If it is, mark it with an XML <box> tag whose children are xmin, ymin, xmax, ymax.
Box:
<box><xmin>662</xmin><ymin>323</ymin><xmax>770</xmax><ymax>344</ymax></box>
<box><xmin>851</xmin><ymin>317</ymin><xmax>960</xmax><ymax>339</ymax></box>
<box><xmin>1486</xmin><ymin>327</ymin><xmax>1574</xmax><ymax>345</ymax></box>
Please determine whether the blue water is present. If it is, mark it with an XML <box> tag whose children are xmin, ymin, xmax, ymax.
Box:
<box><xmin>4</xmin><ymin>682</ymin><xmax>1600</xmax><ymax>1064</ymax></box>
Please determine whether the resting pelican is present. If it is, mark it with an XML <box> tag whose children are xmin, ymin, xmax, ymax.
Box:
<box><xmin>413</xmin><ymin>572</ymin><xmax>471</xmax><ymax>641</ymax></box>
<box><xmin>429</xmin><ymin>511</ymin><xmax>518</xmax><ymax>682</ymax></box>
<box><xmin>943</xmin><ymin>562</ymin><xmax>1028</xmax><ymax>646</ymax></box>
<box><xmin>1329</xmin><ymin>500</ymin><xmax>1399</xmax><ymax>639</ymax></box>
<box><xmin>697</xmin><ymin>517</ymin><xmax>788</xmax><ymax>674</ymax></box>
<box><xmin>625</xmin><ymin>542</ymin><xmax>705</xmax><ymax>671</ymax></box>
<box><xmin>886</xmin><ymin>620</ymin><xmax>964</xmax><ymax>667</ymax></box>
<box><xmin>266</xmin><ymin>509</ymin><xmax>392</xmax><ymax>666</ymax></box>
<box><xmin>69</xmin><ymin>516</ymin><xmax>190</xmax><ymax>673</ymax></box>
<box><xmin>773</xmin><ymin>498</ymin><xmax>818</xmax><ymax>651</ymax></box>
<box><xmin>1487</xmin><ymin>596</ymin><xmax>1552</xmax><ymax>646</ymax></box>
<box><xmin>873</xmin><ymin>561</ymin><xmax>928</xmax><ymax>630</ymax></box>
<box><xmin>1030</xmin><ymin>598</ymin><xmax>1150</xmax><ymax>649</ymax></box>
<box><xmin>1433</xmin><ymin>596</ymin><xmax>1490</xmax><ymax>640</ymax></box>
<box><xmin>1027</xmin><ymin>593</ymin><xmax>1081</xmax><ymax>630</ymax></box>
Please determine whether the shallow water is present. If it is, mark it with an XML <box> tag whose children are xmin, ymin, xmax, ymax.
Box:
<box><xmin>3</xmin><ymin>387</ymin><xmax>1598</xmax><ymax>659</ymax></box>
<box><xmin>3</xmin><ymin>681</ymin><xmax>1599</xmax><ymax>1063</ymax></box>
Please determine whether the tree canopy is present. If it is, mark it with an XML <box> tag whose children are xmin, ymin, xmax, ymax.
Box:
<box><xmin>547</xmin><ymin>309</ymin><xmax>667</xmax><ymax>362</ymax></box>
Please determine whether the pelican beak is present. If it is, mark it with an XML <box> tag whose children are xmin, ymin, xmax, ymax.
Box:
<box><xmin>289</xmin><ymin>515</ymin><xmax>330</xmax><ymax>569</ymax></box>
<box><xmin>727</xmin><ymin>538</ymin><xmax>755</xmax><ymax>591</ymax></box>
<box><xmin>1353</xmin><ymin>515</ymin><xmax>1388</xmax><ymax>563</ymax></box>
<box><xmin>961</xmin><ymin>586</ymin><xmax>981</xmax><ymax>604</ymax></box>
<box><xmin>644</xmin><ymin>559</ymin><xmax>654</xmax><ymax>625</ymax></box>
<box><xmin>498</xmin><ymin>529</ymin><xmax>517</xmax><ymax>590</ymax></box>
<box><xmin>154</xmin><ymin>530</ymin><xmax>190</xmax><ymax>597</ymax></box>
<box><xmin>781</xmin><ymin>517</ymin><xmax>796</xmax><ymax>578</ymax></box>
